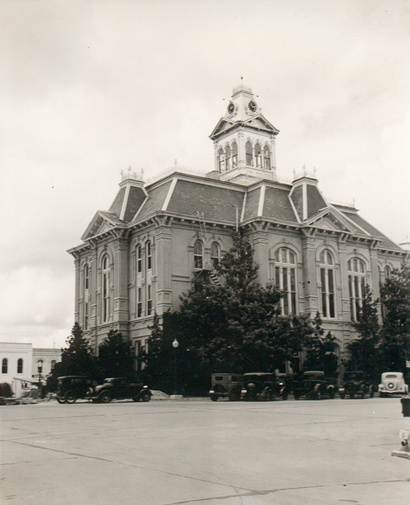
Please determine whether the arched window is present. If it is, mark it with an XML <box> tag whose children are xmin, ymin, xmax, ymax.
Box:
<box><xmin>218</xmin><ymin>148</ymin><xmax>225</xmax><ymax>172</ymax></box>
<box><xmin>255</xmin><ymin>143</ymin><xmax>262</xmax><ymax>168</ymax></box>
<box><xmin>320</xmin><ymin>250</ymin><xmax>335</xmax><ymax>318</ymax></box>
<box><xmin>264</xmin><ymin>146</ymin><xmax>271</xmax><ymax>169</ymax></box>
<box><xmin>37</xmin><ymin>359</ymin><xmax>43</xmax><ymax>374</ymax></box>
<box><xmin>274</xmin><ymin>247</ymin><xmax>297</xmax><ymax>315</ymax></box>
<box><xmin>84</xmin><ymin>264</ymin><xmax>89</xmax><ymax>290</ymax></box>
<box><xmin>232</xmin><ymin>142</ymin><xmax>238</xmax><ymax>168</ymax></box>
<box><xmin>2</xmin><ymin>358</ymin><xmax>7</xmax><ymax>374</ymax></box>
<box><xmin>17</xmin><ymin>358</ymin><xmax>23</xmax><ymax>374</ymax></box>
<box><xmin>194</xmin><ymin>240</ymin><xmax>203</xmax><ymax>269</ymax></box>
<box><xmin>246</xmin><ymin>141</ymin><xmax>253</xmax><ymax>166</ymax></box>
<box><xmin>50</xmin><ymin>360</ymin><xmax>56</xmax><ymax>371</ymax></box>
<box><xmin>211</xmin><ymin>242</ymin><xmax>221</xmax><ymax>268</ymax></box>
<box><xmin>348</xmin><ymin>258</ymin><xmax>366</xmax><ymax>321</ymax></box>
<box><xmin>146</xmin><ymin>241</ymin><xmax>152</xmax><ymax>270</ymax></box>
<box><xmin>384</xmin><ymin>265</ymin><xmax>391</xmax><ymax>279</ymax></box>
<box><xmin>84</xmin><ymin>301</ymin><xmax>89</xmax><ymax>330</ymax></box>
<box><xmin>136</xmin><ymin>245</ymin><xmax>142</xmax><ymax>273</ymax></box>
<box><xmin>225</xmin><ymin>145</ymin><xmax>231</xmax><ymax>170</ymax></box>
<box><xmin>102</xmin><ymin>254</ymin><xmax>111</xmax><ymax>323</ymax></box>
<box><xmin>147</xmin><ymin>284</ymin><xmax>152</xmax><ymax>315</ymax></box>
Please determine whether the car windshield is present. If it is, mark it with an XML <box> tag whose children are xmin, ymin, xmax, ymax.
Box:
<box><xmin>385</xmin><ymin>374</ymin><xmax>399</xmax><ymax>379</ymax></box>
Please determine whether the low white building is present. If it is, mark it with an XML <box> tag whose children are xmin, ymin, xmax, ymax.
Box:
<box><xmin>0</xmin><ymin>342</ymin><xmax>61</xmax><ymax>397</ymax></box>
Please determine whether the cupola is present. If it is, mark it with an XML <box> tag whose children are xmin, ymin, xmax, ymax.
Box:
<box><xmin>209</xmin><ymin>81</ymin><xmax>279</xmax><ymax>185</ymax></box>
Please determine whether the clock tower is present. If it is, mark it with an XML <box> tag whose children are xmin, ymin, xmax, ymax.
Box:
<box><xmin>209</xmin><ymin>82</ymin><xmax>279</xmax><ymax>185</ymax></box>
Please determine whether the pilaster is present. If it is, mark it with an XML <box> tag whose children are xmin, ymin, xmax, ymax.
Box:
<box><xmin>113</xmin><ymin>237</ymin><xmax>129</xmax><ymax>326</ymax></box>
<box><xmin>155</xmin><ymin>226</ymin><xmax>173</xmax><ymax>314</ymax></box>
<box><xmin>302</xmin><ymin>234</ymin><xmax>318</xmax><ymax>318</ymax></box>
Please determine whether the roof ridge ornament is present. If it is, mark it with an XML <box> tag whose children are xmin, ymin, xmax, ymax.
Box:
<box><xmin>121</xmin><ymin>166</ymin><xmax>144</xmax><ymax>182</ymax></box>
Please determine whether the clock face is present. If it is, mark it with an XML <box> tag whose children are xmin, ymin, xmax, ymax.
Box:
<box><xmin>228</xmin><ymin>102</ymin><xmax>235</xmax><ymax>113</ymax></box>
<box><xmin>248</xmin><ymin>101</ymin><xmax>257</xmax><ymax>112</ymax></box>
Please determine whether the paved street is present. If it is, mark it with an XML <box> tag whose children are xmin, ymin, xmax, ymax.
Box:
<box><xmin>1</xmin><ymin>397</ymin><xmax>409</xmax><ymax>505</ymax></box>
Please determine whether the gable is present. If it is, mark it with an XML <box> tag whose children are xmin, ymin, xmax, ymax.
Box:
<box><xmin>209</xmin><ymin>119</ymin><xmax>235</xmax><ymax>139</ymax></box>
<box><xmin>304</xmin><ymin>208</ymin><xmax>354</xmax><ymax>234</ymax></box>
<box><xmin>81</xmin><ymin>211</ymin><xmax>124</xmax><ymax>241</ymax></box>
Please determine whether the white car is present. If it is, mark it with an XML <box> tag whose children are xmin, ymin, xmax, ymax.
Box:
<box><xmin>378</xmin><ymin>372</ymin><xmax>409</xmax><ymax>397</ymax></box>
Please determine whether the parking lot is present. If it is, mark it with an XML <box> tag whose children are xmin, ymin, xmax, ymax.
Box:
<box><xmin>1</xmin><ymin>397</ymin><xmax>409</xmax><ymax>505</ymax></box>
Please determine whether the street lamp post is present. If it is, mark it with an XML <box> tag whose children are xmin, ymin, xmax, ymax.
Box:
<box><xmin>172</xmin><ymin>339</ymin><xmax>179</xmax><ymax>396</ymax></box>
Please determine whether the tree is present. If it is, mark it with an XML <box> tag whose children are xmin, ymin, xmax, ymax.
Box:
<box><xmin>146</xmin><ymin>232</ymin><xmax>319</xmax><ymax>393</ymax></box>
<box><xmin>59</xmin><ymin>322</ymin><xmax>95</xmax><ymax>376</ymax></box>
<box><xmin>379</xmin><ymin>263</ymin><xmax>410</xmax><ymax>373</ymax></box>
<box><xmin>97</xmin><ymin>329</ymin><xmax>134</xmax><ymax>379</ymax></box>
<box><xmin>303</xmin><ymin>312</ymin><xmax>338</xmax><ymax>377</ymax></box>
<box><xmin>346</xmin><ymin>285</ymin><xmax>380</xmax><ymax>382</ymax></box>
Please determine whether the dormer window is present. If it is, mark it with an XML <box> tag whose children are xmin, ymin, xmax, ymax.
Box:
<box><xmin>264</xmin><ymin>146</ymin><xmax>271</xmax><ymax>170</ymax></box>
<box><xmin>246</xmin><ymin>141</ymin><xmax>253</xmax><ymax>166</ymax></box>
<box><xmin>255</xmin><ymin>143</ymin><xmax>262</xmax><ymax>168</ymax></box>
<box><xmin>218</xmin><ymin>148</ymin><xmax>225</xmax><ymax>172</ymax></box>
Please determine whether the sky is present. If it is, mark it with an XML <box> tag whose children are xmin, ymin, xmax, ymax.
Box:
<box><xmin>1</xmin><ymin>0</ymin><xmax>409</xmax><ymax>349</ymax></box>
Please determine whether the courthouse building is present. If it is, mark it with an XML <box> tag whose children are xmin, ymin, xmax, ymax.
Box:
<box><xmin>68</xmin><ymin>83</ymin><xmax>406</xmax><ymax>368</ymax></box>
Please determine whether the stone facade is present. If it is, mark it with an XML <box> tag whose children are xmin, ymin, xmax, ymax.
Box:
<box><xmin>68</xmin><ymin>83</ymin><xmax>407</xmax><ymax>370</ymax></box>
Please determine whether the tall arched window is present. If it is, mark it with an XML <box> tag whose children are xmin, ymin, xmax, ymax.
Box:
<box><xmin>246</xmin><ymin>141</ymin><xmax>253</xmax><ymax>166</ymax></box>
<box><xmin>136</xmin><ymin>245</ymin><xmax>142</xmax><ymax>273</ymax></box>
<box><xmin>320</xmin><ymin>250</ymin><xmax>335</xmax><ymax>318</ymax></box>
<box><xmin>194</xmin><ymin>240</ymin><xmax>203</xmax><ymax>269</ymax></box>
<box><xmin>211</xmin><ymin>242</ymin><xmax>221</xmax><ymax>268</ymax></box>
<box><xmin>146</xmin><ymin>241</ymin><xmax>152</xmax><ymax>270</ymax></box>
<box><xmin>37</xmin><ymin>359</ymin><xmax>43</xmax><ymax>375</ymax></box>
<box><xmin>218</xmin><ymin>148</ymin><xmax>225</xmax><ymax>172</ymax></box>
<box><xmin>384</xmin><ymin>265</ymin><xmax>391</xmax><ymax>279</ymax></box>
<box><xmin>225</xmin><ymin>145</ymin><xmax>231</xmax><ymax>170</ymax></box>
<box><xmin>17</xmin><ymin>358</ymin><xmax>23</xmax><ymax>374</ymax></box>
<box><xmin>348</xmin><ymin>258</ymin><xmax>366</xmax><ymax>321</ymax></box>
<box><xmin>1</xmin><ymin>358</ymin><xmax>7</xmax><ymax>374</ymax></box>
<box><xmin>50</xmin><ymin>360</ymin><xmax>56</xmax><ymax>371</ymax></box>
<box><xmin>264</xmin><ymin>146</ymin><xmax>271</xmax><ymax>169</ymax></box>
<box><xmin>102</xmin><ymin>254</ymin><xmax>111</xmax><ymax>323</ymax></box>
<box><xmin>84</xmin><ymin>264</ymin><xmax>89</xmax><ymax>290</ymax></box>
<box><xmin>232</xmin><ymin>142</ymin><xmax>238</xmax><ymax>168</ymax></box>
<box><xmin>255</xmin><ymin>143</ymin><xmax>262</xmax><ymax>167</ymax></box>
<box><xmin>274</xmin><ymin>247</ymin><xmax>297</xmax><ymax>315</ymax></box>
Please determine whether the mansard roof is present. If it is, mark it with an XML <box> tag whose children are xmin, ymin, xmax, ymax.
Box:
<box><xmin>73</xmin><ymin>169</ymin><xmax>404</xmax><ymax>257</ymax></box>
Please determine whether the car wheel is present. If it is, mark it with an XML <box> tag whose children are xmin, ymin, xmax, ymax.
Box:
<box><xmin>100</xmin><ymin>391</ymin><xmax>112</xmax><ymax>403</ymax></box>
<box><xmin>210</xmin><ymin>395</ymin><xmax>218</xmax><ymax>402</ymax></box>
<box><xmin>294</xmin><ymin>394</ymin><xmax>300</xmax><ymax>400</ymax></box>
<box><xmin>65</xmin><ymin>392</ymin><xmax>76</xmax><ymax>404</ymax></box>
<box><xmin>370</xmin><ymin>389</ymin><xmax>374</xmax><ymax>398</ymax></box>
<box><xmin>56</xmin><ymin>396</ymin><xmax>66</xmax><ymax>404</ymax></box>
<box><xmin>340</xmin><ymin>392</ymin><xmax>345</xmax><ymax>399</ymax></box>
<box><xmin>140</xmin><ymin>392</ymin><xmax>151</xmax><ymax>402</ymax></box>
<box><xmin>282</xmin><ymin>392</ymin><xmax>288</xmax><ymax>401</ymax></box>
<box><xmin>315</xmin><ymin>391</ymin><xmax>322</xmax><ymax>400</ymax></box>
<box><xmin>329</xmin><ymin>390</ymin><xmax>335</xmax><ymax>399</ymax></box>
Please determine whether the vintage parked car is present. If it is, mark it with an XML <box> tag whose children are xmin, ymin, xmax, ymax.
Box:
<box><xmin>339</xmin><ymin>371</ymin><xmax>374</xmax><ymax>399</ymax></box>
<box><xmin>240</xmin><ymin>372</ymin><xmax>290</xmax><ymax>401</ymax></box>
<box><xmin>293</xmin><ymin>371</ymin><xmax>336</xmax><ymax>400</ymax></box>
<box><xmin>92</xmin><ymin>377</ymin><xmax>152</xmax><ymax>403</ymax></box>
<box><xmin>378</xmin><ymin>372</ymin><xmax>409</xmax><ymax>397</ymax></box>
<box><xmin>56</xmin><ymin>376</ymin><xmax>95</xmax><ymax>404</ymax></box>
<box><xmin>208</xmin><ymin>373</ymin><xmax>243</xmax><ymax>401</ymax></box>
